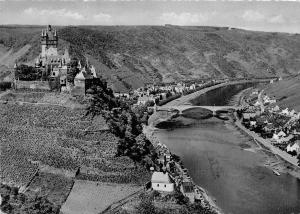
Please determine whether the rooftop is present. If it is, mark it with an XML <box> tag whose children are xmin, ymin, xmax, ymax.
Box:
<box><xmin>151</xmin><ymin>171</ymin><xmax>172</xmax><ymax>184</ymax></box>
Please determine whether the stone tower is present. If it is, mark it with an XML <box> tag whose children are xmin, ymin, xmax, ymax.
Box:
<box><xmin>41</xmin><ymin>25</ymin><xmax>58</xmax><ymax>58</ymax></box>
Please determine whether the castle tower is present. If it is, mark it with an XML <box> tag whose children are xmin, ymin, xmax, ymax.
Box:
<box><xmin>41</xmin><ymin>25</ymin><xmax>58</xmax><ymax>58</ymax></box>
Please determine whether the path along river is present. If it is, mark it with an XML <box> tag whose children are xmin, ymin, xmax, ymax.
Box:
<box><xmin>153</xmin><ymin>83</ymin><xmax>300</xmax><ymax>214</ymax></box>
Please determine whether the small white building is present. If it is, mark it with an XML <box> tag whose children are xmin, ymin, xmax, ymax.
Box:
<box><xmin>287</xmin><ymin>141</ymin><xmax>300</xmax><ymax>154</ymax></box>
<box><xmin>272</xmin><ymin>105</ymin><xmax>280</xmax><ymax>112</ymax></box>
<box><xmin>278</xmin><ymin>130</ymin><xmax>287</xmax><ymax>138</ymax></box>
<box><xmin>151</xmin><ymin>172</ymin><xmax>174</xmax><ymax>192</ymax></box>
<box><xmin>254</xmin><ymin>100</ymin><xmax>260</xmax><ymax>107</ymax></box>
<box><xmin>281</xmin><ymin>108</ymin><xmax>290</xmax><ymax>116</ymax></box>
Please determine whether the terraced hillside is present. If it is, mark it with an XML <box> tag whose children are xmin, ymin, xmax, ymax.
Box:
<box><xmin>1</xmin><ymin>25</ymin><xmax>300</xmax><ymax>91</ymax></box>
<box><xmin>0</xmin><ymin>100</ymin><xmax>150</xmax><ymax>211</ymax></box>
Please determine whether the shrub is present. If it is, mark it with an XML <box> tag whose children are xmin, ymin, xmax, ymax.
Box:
<box><xmin>0</xmin><ymin>82</ymin><xmax>11</xmax><ymax>91</ymax></box>
<box><xmin>137</xmin><ymin>193</ymin><xmax>157</xmax><ymax>214</ymax></box>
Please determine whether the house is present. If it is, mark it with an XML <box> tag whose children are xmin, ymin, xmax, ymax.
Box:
<box><xmin>137</xmin><ymin>95</ymin><xmax>155</xmax><ymax>105</ymax></box>
<box><xmin>151</xmin><ymin>172</ymin><xmax>174</xmax><ymax>192</ymax></box>
<box><xmin>272</xmin><ymin>130</ymin><xmax>286</xmax><ymax>141</ymax></box>
<box><xmin>72</xmin><ymin>65</ymin><xmax>99</xmax><ymax>95</ymax></box>
<box><xmin>180</xmin><ymin>178</ymin><xmax>195</xmax><ymax>203</ymax></box>
<box><xmin>242</xmin><ymin>112</ymin><xmax>256</xmax><ymax>120</ymax></box>
<box><xmin>254</xmin><ymin>100</ymin><xmax>260</xmax><ymax>107</ymax></box>
<box><xmin>289</xmin><ymin>109</ymin><xmax>296</xmax><ymax>117</ymax></box>
<box><xmin>278</xmin><ymin>130</ymin><xmax>287</xmax><ymax>138</ymax></box>
<box><xmin>250</xmin><ymin>121</ymin><xmax>257</xmax><ymax>127</ymax></box>
<box><xmin>272</xmin><ymin>105</ymin><xmax>280</xmax><ymax>112</ymax></box>
<box><xmin>281</xmin><ymin>108</ymin><xmax>290</xmax><ymax>116</ymax></box>
<box><xmin>280</xmin><ymin>134</ymin><xmax>294</xmax><ymax>144</ymax></box>
<box><xmin>263</xmin><ymin>124</ymin><xmax>276</xmax><ymax>133</ymax></box>
<box><xmin>286</xmin><ymin>141</ymin><xmax>300</xmax><ymax>154</ymax></box>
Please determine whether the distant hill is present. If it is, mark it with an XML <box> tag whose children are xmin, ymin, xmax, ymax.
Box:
<box><xmin>1</xmin><ymin>25</ymin><xmax>300</xmax><ymax>91</ymax></box>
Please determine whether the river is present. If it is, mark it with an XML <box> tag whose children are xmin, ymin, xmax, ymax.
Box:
<box><xmin>154</xmin><ymin>83</ymin><xmax>300</xmax><ymax>214</ymax></box>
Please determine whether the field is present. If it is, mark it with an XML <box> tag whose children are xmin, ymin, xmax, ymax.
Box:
<box><xmin>0</xmin><ymin>95</ymin><xmax>150</xmax><ymax>210</ymax></box>
<box><xmin>60</xmin><ymin>180</ymin><xmax>142</xmax><ymax>214</ymax></box>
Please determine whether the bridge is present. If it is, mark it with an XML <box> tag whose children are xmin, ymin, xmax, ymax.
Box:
<box><xmin>157</xmin><ymin>105</ymin><xmax>240</xmax><ymax>116</ymax></box>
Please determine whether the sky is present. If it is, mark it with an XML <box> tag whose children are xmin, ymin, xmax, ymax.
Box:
<box><xmin>0</xmin><ymin>0</ymin><xmax>300</xmax><ymax>33</ymax></box>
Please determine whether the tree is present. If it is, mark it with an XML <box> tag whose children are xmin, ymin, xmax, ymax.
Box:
<box><xmin>16</xmin><ymin>64</ymin><xmax>41</xmax><ymax>81</ymax></box>
<box><xmin>137</xmin><ymin>194</ymin><xmax>157</xmax><ymax>214</ymax></box>
<box><xmin>87</xmin><ymin>79</ymin><xmax>158</xmax><ymax>167</ymax></box>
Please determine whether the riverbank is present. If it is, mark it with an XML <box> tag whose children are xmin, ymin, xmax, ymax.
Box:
<box><xmin>143</xmin><ymin>125</ymin><xmax>223</xmax><ymax>214</ymax></box>
<box><xmin>164</xmin><ymin>79</ymin><xmax>268</xmax><ymax>107</ymax></box>
<box><xmin>234</xmin><ymin>87</ymin><xmax>300</xmax><ymax>178</ymax></box>
<box><xmin>233</xmin><ymin>114</ymin><xmax>300</xmax><ymax>179</ymax></box>
<box><xmin>145</xmin><ymin>83</ymin><xmax>255</xmax><ymax>213</ymax></box>
<box><xmin>147</xmin><ymin>82</ymin><xmax>300</xmax><ymax>214</ymax></box>
<box><xmin>232</xmin><ymin>88</ymin><xmax>300</xmax><ymax>179</ymax></box>
<box><xmin>145</xmin><ymin>82</ymin><xmax>260</xmax><ymax>214</ymax></box>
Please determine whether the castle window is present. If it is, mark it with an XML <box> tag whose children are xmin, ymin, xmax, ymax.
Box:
<box><xmin>53</xmin><ymin>72</ymin><xmax>55</xmax><ymax>76</ymax></box>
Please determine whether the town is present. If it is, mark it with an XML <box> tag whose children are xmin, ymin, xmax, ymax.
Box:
<box><xmin>237</xmin><ymin>87</ymin><xmax>300</xmax><ymax>169</ymax></box>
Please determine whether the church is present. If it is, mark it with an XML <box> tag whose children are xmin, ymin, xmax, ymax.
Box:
<box><xmin>14</xmin><ymin>25</ymin><xmax>99</xmax><ymax>95</ymax></box>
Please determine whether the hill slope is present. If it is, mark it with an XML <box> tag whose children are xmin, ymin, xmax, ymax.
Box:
<box><xmin>1</xmin><ymin>25</ymin><xmax>300</xmax><ymax>90</ymax></box>
<box><xmin>264</xmin><ymin>76</ymin><xmax>300</xmax><ymax>112</ymax></box>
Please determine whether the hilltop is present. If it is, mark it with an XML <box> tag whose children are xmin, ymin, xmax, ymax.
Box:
<box><xmin>1</xmin><ymin>25</ymin><xmax>300</xmax><ymax>91</ymax></box>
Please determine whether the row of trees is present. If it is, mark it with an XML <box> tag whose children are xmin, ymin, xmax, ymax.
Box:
<box><xmin>87</xmin><ymin>78</ymin><xmax>158</xmax><ymax>169</ymax></box>
<box><xmin>15</xmin><ymin>65</ymin><xmax>43</xmax><ymax>81</ymax></box>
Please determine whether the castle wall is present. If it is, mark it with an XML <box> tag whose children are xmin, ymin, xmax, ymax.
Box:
<box><xmin>15</xmin><ymin>80</ymin><xmax>53</xmax><ymax>91</ymax></box>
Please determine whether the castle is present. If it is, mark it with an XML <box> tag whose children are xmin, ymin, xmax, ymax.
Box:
<box><xmin>14</xmin><ymin>25</ymin><xmax>99</xmax><ymax>95</ymax></box>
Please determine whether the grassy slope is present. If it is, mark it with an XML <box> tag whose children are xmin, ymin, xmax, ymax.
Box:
<box><xmin>1</xmin><ymin>25</ymin><xmax>300</xmax><ymax>91</ymax></box>
<box><xmin>264</xmin><ymin>76</ymin><xmax>300</xmax><ymax>111</ymax></box>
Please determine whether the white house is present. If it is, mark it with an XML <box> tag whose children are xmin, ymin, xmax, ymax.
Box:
<box><xmin>272</xmin><ymin>133</ymin><xmax>280</xmax><ymax>141</ymax></box>
<box><xmin>272</xmin><ymin>105</ymin><xmax>280</xmax><ymax>112</ymax></box>
<box><xmin>254</xmin><ymin>100</ymin><xmax>260</xmax><ymax>107</ymax></box>
<box><xmin>278</xmin><ymin>130</ymin><xmax>287</xmax><ymax>138</ymax></box>
<box><xmin>151</xmin><ymin>172</ymin><xmax>174</xmax><ymax>192</ymax></box>
<box><xmin>286</xmin><ymin>141</ymin><xmax>300</xmax><ymax>154</ymax></box>
<box><xmin>289</xmin><ymin>109</ymin><xmax>296</xmax><ymax>117</ymax></box>
<box><xmin>281</xmin><ymin>108</ymin><xmax>290</xmax><ymax>116</ymax></box>
<box><xmin>272</xmin><ymin>131</ymin><xmax>286</xmax><ymax>141</ymax></box>
<box><xmin>250</xmin><ymin>121</ymin><xmax>257</xmax><ymax>127</ymax></box>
